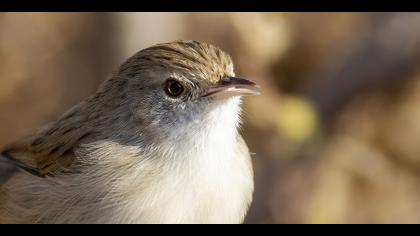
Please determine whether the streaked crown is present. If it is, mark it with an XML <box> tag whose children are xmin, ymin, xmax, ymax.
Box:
<box><xmin>118</xmin><ymin>40</ymin><xmax>235</xmax><ymax>83</ymax></box>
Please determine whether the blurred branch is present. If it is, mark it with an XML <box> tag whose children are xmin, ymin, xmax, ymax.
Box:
<box><xmin>306</xmin><ymin>13</ymin><xmax>420</xmax><ymax>121</ymax></box>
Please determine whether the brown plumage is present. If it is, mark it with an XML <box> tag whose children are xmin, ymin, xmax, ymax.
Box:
<box><xmin>1</xmin><ymin>41</ymin><xmax>234</xmax><ymax>177</ymax></box>
<box><xmin>0</xmin><ymin>40</ymin><xmax>256</xmax><ymax>224</ymax></box>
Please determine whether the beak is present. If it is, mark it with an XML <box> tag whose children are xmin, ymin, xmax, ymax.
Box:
<box><xmin>202</xmin><ymin>77</ymin><xmax>261</xmax><ymax>98</ymax></box>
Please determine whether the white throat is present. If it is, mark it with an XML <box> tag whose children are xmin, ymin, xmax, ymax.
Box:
<box><xmin>123</xmin><ymin>96</ymin><xmax>251</xmax><ymax>223</ymax></box>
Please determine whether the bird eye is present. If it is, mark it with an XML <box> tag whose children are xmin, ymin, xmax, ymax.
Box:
<box><xmin>165</xmin><ymin>79</ymin><xmax>184</xmax><ymax>97</ymax></box>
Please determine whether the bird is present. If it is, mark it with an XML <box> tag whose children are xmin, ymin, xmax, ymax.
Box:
<box><xmin>0</xmin><ymin>40</ymin><xmax>260</xmax><ymax>224</ymax></box>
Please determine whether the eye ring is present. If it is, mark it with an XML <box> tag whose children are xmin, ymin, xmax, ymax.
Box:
<box><xmin>165</xmin><ymin>79</ymin><xmax>184</xmax><ymax>97</ymax></box>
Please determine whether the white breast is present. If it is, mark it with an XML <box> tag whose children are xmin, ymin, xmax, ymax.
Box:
<box><xmin>114</xmin><ymin>97</ymin><xmax>254</xmax><ymax>223</ymax></box>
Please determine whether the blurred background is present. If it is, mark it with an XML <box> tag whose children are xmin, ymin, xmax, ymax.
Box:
<box><xmin>1</xmin><ymin>12</ymin><xmax>420</xmax><ymax>223</ymax></box>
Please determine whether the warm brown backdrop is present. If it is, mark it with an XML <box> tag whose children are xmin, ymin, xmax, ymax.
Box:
<box><xmin>2</xmin><ymin>13</ymin><xmax>420</xmax><ymax>223</ymax></box>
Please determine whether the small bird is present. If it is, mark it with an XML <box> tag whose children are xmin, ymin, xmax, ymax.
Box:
<box><xmin>0</xmin><ymin>40</ymin><xmax>259</xmax><ymax>224</ymax></box>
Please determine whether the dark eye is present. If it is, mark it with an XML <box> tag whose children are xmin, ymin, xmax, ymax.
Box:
<box><xmin>165</xmin><ymin>79</ymin><xmax>184</xmax><ymax>97</ymax></box>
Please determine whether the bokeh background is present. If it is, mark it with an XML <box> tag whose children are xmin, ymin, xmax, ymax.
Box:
<box><xmin>1</xmin><ymin>12</ymin><xmax>420</xmax><ymax>223</ymax></box>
